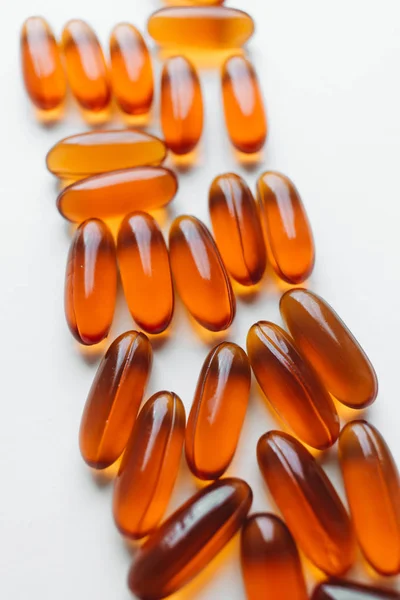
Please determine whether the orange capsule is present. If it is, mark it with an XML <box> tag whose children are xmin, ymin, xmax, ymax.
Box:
<box><xmin>161</xmin><ymin>56</ymin><xmax>204</xmax><ymax>155</ymax></box>
<box><xmin>185</xmin><ymin>342</ymin><xmax>251</xmax><ymax>480</ymax></box>
<box><xmin>46</xmin><ymin>130</ymin><xmax>166</xmax><ymax>179</ymax></box>
<box><xmin>62</xmin><ymin>19</ymin><xmax>110</xmax><ymax>112</ymax></box>
<box><xmin>312</xmin><ymin>579</ymin><xmax>400</xmax><ymax>600</ymax></box>
<box><xmin>117</xmin><ymin>212</ymin><xmax>174</xmax><ymax>334</ymax></box>
<box><xmin>280</xmin><ymin>289</ymin><xmax>378</xmax><ymax>408</ymax></box>
<box><xmin>128</xmin><ymin>478</ymin><xmax>252</xmax><ymax>599</ymax></box>
<box><xmin>257</xmin><ymin>431</ymin><xmax>356</xmax><ymax>575</ymax></box>
<box><xmin>79</xmin><ymin>331</ymin><xmax>152</xmax><ymax>469</ymax></box>
<box><xmin>247</xmin><ymin>321</ymin><xmax>339</xmax><ymax>450</ymax></box>
<box><xmin>110</xmin><ymin>23</ymin><xmax>153</xmax><ymax>115</ymax></box>
<box><xmin>169</xmin><ymin>215</ymin><xmax>235</xmax><ymax>331</ymax></box>
<box><xmin>209</xmin><ymin>173</ymin><xmax>266</xmax><ymax>286</ymax></box>
<box><xmin>65</xmin><ymin>219</ymin><xmax>117</xmax><ymax>345</ymax></box>
<box><xmin>57</xmin><ymin>167</ymin><xmax>178</xmax><ymax>223</ymax></box>
<box><xmin>339</xmin><ymin>420</ymin><xmax>400</xmax><ymax>575</ymax></box>
<box><xmin>241</xmin><ymin>513</ymin><xmax>308</xmax><ymax>600</ymax></box>
<box><xmin>222</xmin><ymin>55</ymin><xmax>267</xmax><ymax>154</ymax></box>
<box><xmin>147</xmin><ymin>7</ymin><xmax>254</xmax><ymax>48</ymax></box>
<box><xmin>164</xmin><ymin>0</ymin><xmax>224</xmax><ymax>5</ymax></box>
<box><xmin>257</xmin><ymin>172</ymin><xmax>315</xmax><ymax>284</ymax></box>
<box><xmin>113</xmin><ymin>391</ymin><xmax>185</xmax><ymax>538</ymax></box>
<box><xmin>21</xmin><ymin>17</ymin><xmax>66</xmax><ymax>111</ymax></box>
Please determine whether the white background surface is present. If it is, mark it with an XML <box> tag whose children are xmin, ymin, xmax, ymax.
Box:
<box><xmin>1</xmin><ymin>1</ymin><xmax>400</xmax><ymax>598</ymax></box>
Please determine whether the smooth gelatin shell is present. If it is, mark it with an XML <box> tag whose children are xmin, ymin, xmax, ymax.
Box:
<box><xmin>185</xmin><ymin>342</ymin><xmax>251</xmax><ymax>479</ymax></box>
<box><xmin>247</xmin><ymin>321</ymin><xmax>339</xmax><ymax>449</ymax></box>
<box><xmin>164</xmin><ymin>0</ymin><xmax>224</xmax><ymax>4</ymax></box>
<box><xmin>117</xmin><ymin>212</ymin><xmax>174</xmax><ymax>334</ymax></box>
<box><xmin>79</xmin><ymin>331</ymin><xmax>152</xmax><ymax>469</ymax></box>
<box><xmin>339</xmin><ymin>421</ymin><xmax>400</xmax><ymax>575</ymax></box>
<box><xmin>57</xmin><ymin>167</ymin><xmax>178</xmax><ymax>222</ymax></box>
<box><xmin>148</xmin><ymin>7</ymin><xmax>254</xmax><ymax>48</ymax></box>
<box><xmin>128</xmin><ymin>478</ymin><xmax>252</xmax><ymax>599</ymax></box>
<box><xmin>257</xmin><ymin>171</ymin><xmax>315</xmax><ymax>283</ymax></box>
<box><xmin>46</xmin><ymin>130</ymin><xmax>166</xmax><ymax>179</ymax></box>
<box><xmin>257</xmin><ymin>431</ymin><xmax>356</xmax><ymax>575</ymax></box>
<box><xmin>312</xmin><ymin>579</ymin><xmax>400</xmax><ymax>600</ymax></box>
<box><xmin>209</xmin><ymin>173</ymin><xmax>266</xmax><ymax>285</ymax></box>
<box><xmin>280</xmin><ymin>288</ymin><xmax>378</xmax><ymax>408</ymax></box>
<box><xmin>113</xmin><ymin>391</ymin><xmax>185</xmax><ymax>538</ymax></box>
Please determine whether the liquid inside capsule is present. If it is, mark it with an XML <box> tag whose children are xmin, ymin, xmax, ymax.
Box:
<box><xmin>312</xmin><ymin>579</ymin><xmax>400</xmax><ymax>600</ymax></box>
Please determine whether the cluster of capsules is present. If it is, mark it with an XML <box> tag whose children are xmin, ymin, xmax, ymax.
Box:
<box><xmin>21</xmin><ymin>3</ymin><xmax>400</xmax><ymax>600</ymax></box>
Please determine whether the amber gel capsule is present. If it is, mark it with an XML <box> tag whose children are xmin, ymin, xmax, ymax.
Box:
<box><xmin>148</xmin><ymin>7</ymin><xmax>254</xmax><ymax>49</ymax></box>
<box><xmin>209</xmin><ymin>173</ymin><xmax>266</xmax><ymax>286</ymax></box>
<box><xmin>117</xmin><ymin>212</ymin><xmax>174</xmax><ymax>334</ymax></box>
<box><xmin>339</xmin><ymin>421</ymin><xmax>400</xmax><ymax>575</ymax></box>
<box><xmin>62</xmin><ymin>20</ymin><xmax>110</xmax><ymax>112</ymax></box>
<box><xmin>257</xmin><ymin>431</ymin><xmax>355</xmax><ymax>575</ymax></box>
<box><xmin>161</xmin><ymin>56</ymin><xmax>204</xmax><ymax>155</ymax></box>
<box><xmin>128</xmin><ymin>478</ymin><xmax>252</xmax><ymax>599</ymax></box>
<box><xmin>79</xmin><ymin>331</ymin><xmax>152</xmax><ymax>469</ymax></box>
<box><xmin>185</xmin><ymin>342</ymin><xmax>251</xmax><ymax>480</ymax></box>
<box><xmin>47</xmin><ymin>130</ymin><xmax>166</xmax><ymax>179</ymax></box>
<box><xmin>21</xmin><ymin>17</ymin><xmax>66</xmax><ymax>110</ymax></box>
<box><xmin>110</xmin><ymin>23</ymin><xmax>153</xmax><ymax>115</ymax></box>
<box><xmin>280</xmin><ymin>289</ymin><xmax>378</xmax><ymax>408</ymax></box>
<box><xmin>169</xmin><ymin>215</ymin><xmax>235</xmax><ymax>331</ymax></box>
<box><xmin>247</xmin><ymin>321</ymin><xmax>339</xmax><ymax>450</ymax></box>
<box><xmin>241</xmin><ymin>513</ymin><xmax>308</xmax><ymax>600</ymax></box>
<box><xmin>65</xmin><ymin>219</ymin><xmax>117</xmax><ymax>345</ymax></box>
<box><xmin>312</xmin><ymin>579</ymin><xmax>400</xmax><ymax>600</ymax></box>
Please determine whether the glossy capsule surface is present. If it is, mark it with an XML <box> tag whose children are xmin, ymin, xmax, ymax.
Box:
<box><xmin>257</xmin><ymin>431</ymin><xmax>355</xmax><ymax>575</ymax></box>
<box><xmin>65</xmin><ymin>219</ymin><xmax>117</xmax><ymax>345</ymax></box>
<box><xmin>339</xmin><ymin>421</ymin><xmax>400</xmax><ymax>575</ymax></box>
<box><xmin>185</xmin><ymin>342</ymin><xmax>251</xmax><ymax>480</ymax></box>
<box><xmin>312</xmin><ymin>579</ymin><xmax>400</xmax><ymax>600</ymax></box>
<box><xmin>110</xmin><ymin>23</ymin><xmax>153</xmax><ymax>115</ymax></box>
<box><xmin>148</xmin><ymin>7</ymin><xmax>254</xmax><ymax>48</ymax></box>
<box><xmin>257</xmin><ymin>172</ymin><xmax>315</xmax><ymax>283</ymax></box>
<box><xmin>117</xmin><ymin>212</ymin><xmax>174</xmax><ymax>334</ymax></box>
<box><xmin>113</xmin><ymin>391</ymin><xmax>185</xmax><ymax>538</ymax></box>
<box><xmin>47</xmin><ymin>130</ymin><xmax>166</xmax><ymax>179</ymax></box>
<box><xmin>169</xmin><ymin>215</ymin><xmax>235</xmax><ymax>331</ymax></box>
<box><xmin>57</xmin><ymin>167</ymin><xmax>178</xmax><ymax>222</ymax></box>
<box><xmin>79</xmin><ymin>331</ymin><xmax>152</xmax><ymax>469</ymax></box>
<box><xmin>241</xmin><ymin>513</ymin><xmax>308</xmax><ymax>600</ymax></box>
<box><xmin>222</xmin><ymin>56</ymin><xmax>267</xmax><ymax>154</ymax></box>
<box><xmin>280</xmin><ymin>289</ymin><xmax>378</xmax><ymax>408</ymax></box>
<box><xmin>247</xmin><ymin>321</ymin><xmax>339</xmax><ymax>450</ymax></box>
<box><xmin>21</xmin><ymin>17</ymin><xmax>66</xmax><ymax>110</ymax></box>
<box><xmin>161</xmin><ymin>56</ymin><xmax>204</xmax><ymax>155</ymax></box>
<box><xmin>164</xmin><ymin>0</ymin><xmax>224</xmax><ymax>4</ymax></box>
<box><xmin>62</xmin><ymin>20</ymin><xmax>110</xmax><ymax>111</ymax></box>
<box><xmin>209</xmin><ymin>173</ymin><xmax>266</xmax><ymax>286</ymax></box>
<box><xmin>128</xmin><ymin>478</ymin><xmax>252</xmax><ymax>599</ymax></box>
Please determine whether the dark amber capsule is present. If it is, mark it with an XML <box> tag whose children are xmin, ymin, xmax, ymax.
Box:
<box><xmin>257</xmin><ymin>172</ymin><xmax>315</xmax><ymax>284</ymax></box>
<box><xmin>79</xmin><ymin>331</ymin><xmax>152</xmax><ymax>469</ymax></box>
<box><xmin>241</xmin><ymin>513</ymin><xmax>308</xmax><ymax>600</ymax></box>
<box><xmin>47</xmin><ymin>130</ymin><xmax>166</xmax><ymax>179</ymax></box>
<box><xmin>110</xmin><ymin>23</ymin><xmax>153</xmax><ymax>115</ymax></box>
<box><xmin>161</xmin><ymin>56</ymin><xmax>204</xmax><ymax>155</ymax></box>
<box><xmin>312</xmin><ymin>579</ymin><xmax>400</xmax><ymax>600</ymax></box>
<box><xmin>128</xmin><ymin>478</ymin><xmax>252</xmax><ymax>599</ymax></box>
<box><xmin>65</xmin><ymin>219</ymin><xmax>117</xmax><ymax>345</ymax></box>
<box><xmin>209</xmin><ymin>173</ymin><xmax>266</xmax><ymax>286</ymax></box>
<box><xmin>185</xmin><ymin>342</ymin><xmax>250</xmax><ymax>480</ymax></box>
<box><xmin>169</xmin><ymin>215</ymin><xmax>235</xmax><ymax>331</ymax></box>
<box><xmin>113</xmin><ymin>391</ymin><xmax>185</xmax><ymax>538</ymax></box>
<box><xmin>21</xmin><ymin>17</ymin><xmax>66</xmax><ymax>110</ymax></box>
<box><xmin>62</xmin><ymin>20</ymin><xmax>110</xmax><ymax>112</ymax></box>
<box><xmin>57</xmin><ymin>167</ymin><xmax>178</xmax><ymax>223</ymax></box>
<box><xmin>148</xmin><ymin>7</ymin><xmax>254</xmax><ymax>49</ymax></box>
<box><xmin>257</xmin><ymin>431</ymin><xmax>355</xmax><ymax>575</ymax></box>
<box><xmin>222</xmin><ymin>56</ymin><xmax>267</xmax><ymax>154</ymax></box>
<box><xmin>280</xmin><ymin>289</ymin><xmax>378</xmax><ymax>408</ymax></box>
<box><xmin>117</xmin><ymin>212</ymin><xmax>174</xmax><ymax>334</ymax></box>
<box><xmin>247</xmin><ymin>321</ymin><xmax>339</xmax><ymax>450</ymax></box>
<box><xmin>339</xmin><ymin>420</ymin><xmax>400</xmax><ymax>575</ymax></box>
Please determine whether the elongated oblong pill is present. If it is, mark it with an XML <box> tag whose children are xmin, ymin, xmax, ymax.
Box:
<box><xmin>312</xmin><ymin>579</ymin><xmax>400</xmax><ymax>600</ymax></box>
